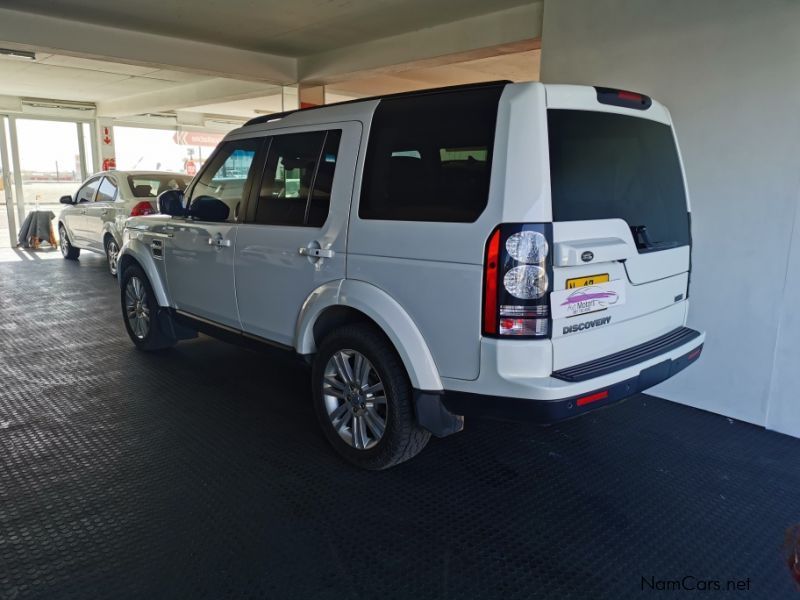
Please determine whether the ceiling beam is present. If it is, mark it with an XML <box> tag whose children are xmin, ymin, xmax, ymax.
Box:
<box><xmin>0</xmin><ymin>7</ymin><xmax>295</xmax><ymax>84</ymax></box>
<box><xmin>297</xmin><ymin>2</ymin><xmax>543</xmax><ymax>84</ymax></box>
<box><xmin>96</xmin><ymin>78</ymin><xmax>282</xmax><ymax>118</ymax></box>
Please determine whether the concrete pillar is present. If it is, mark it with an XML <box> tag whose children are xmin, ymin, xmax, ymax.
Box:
<box><xmin>97</xmin><ymin>118</ymin><xmax>116</xmax><ymax>171</ymax></box>
<box><xmin>0</xmin><ymin>118</ymin><xmax>16</xmax><ymax>243</ymax></box>
<box><xmin>299</xmin><ymin>84</ymin><xmax>325</xmax><ymax>109</ymax></box>
<box><xmin>281</xmin><ymin>86</ymin><xmax>299</xmax><ymax>112</ymax></box>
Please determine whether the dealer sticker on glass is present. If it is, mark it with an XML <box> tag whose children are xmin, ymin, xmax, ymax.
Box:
<box><xmin>550</xmin><ymin>279</ymin><xmax>626</xmax><ymax>319</ymax></box>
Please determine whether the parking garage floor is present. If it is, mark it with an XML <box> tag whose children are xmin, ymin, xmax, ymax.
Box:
<box><xmin>1</xmin><ymin>252</ymin><xmax>799</xmax><ymax>599</ymax></box>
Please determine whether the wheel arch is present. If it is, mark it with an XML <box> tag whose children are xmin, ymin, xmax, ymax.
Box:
<box><xmin>57</xmin><ymin>220</ymin><xmax>74</xmax><ymax>244</ymax></box>
<box><xmin>102</xmin><ymin>222</ymin><xmax>122</xmax><ymax>246</ymax></box>
<box><xmin>117</xmin><ymin>240</ymin><xmax>170</xmax><ymax>307</ymax></box>
<box><xmin>296</xmin><ymin>279</ymin><xmax>443</xmax><ymax>391</ymax></box>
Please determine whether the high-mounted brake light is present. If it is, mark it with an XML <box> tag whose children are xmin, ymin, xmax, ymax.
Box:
<box><xmin>483</xmin><ymin>224</ymin><xmax>553</xmax><ymax>338</ymax></box>
<box><xmin>130</xmin><ymin>201</ymin><xmax>155</xmax><ymax>217</ymax></box>
<box><xmin>617</xmin><ymin>90</ymin><xmax>643</xmax><ymax>103</ymax></box>
<box><xmin>595</xmin><ymin>86</ymin><xmax>652</xmax><ymax>110</ymax></box>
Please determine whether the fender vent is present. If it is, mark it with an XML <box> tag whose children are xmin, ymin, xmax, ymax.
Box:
<box><xmin>150</xmin><ymin>239</ymin><xmax>163</xmax><ymax>260</ymax></box>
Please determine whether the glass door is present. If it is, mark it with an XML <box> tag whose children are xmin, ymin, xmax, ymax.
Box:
<box><xmin>14</xmin><ymin>118</ymin><xmax>83</xmax><ymax>217</ymax></box>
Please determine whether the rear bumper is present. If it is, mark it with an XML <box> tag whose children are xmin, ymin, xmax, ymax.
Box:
<box><xmin>415</xmin><ymin>328</ymin><xmax>704</xmax><ymax>431</ymax></box>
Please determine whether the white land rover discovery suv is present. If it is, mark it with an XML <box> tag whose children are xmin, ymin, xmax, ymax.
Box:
<box><xmin>118</xmin><ymin>82</ymin><xmax>705</xmax><ymax>470</ymax></box>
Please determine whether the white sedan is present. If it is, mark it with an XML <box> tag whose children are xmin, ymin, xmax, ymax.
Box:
<box><xmin>57</xmin><ymin>171</ymin><xmax>191</xmax><ymax>275</ymax></box>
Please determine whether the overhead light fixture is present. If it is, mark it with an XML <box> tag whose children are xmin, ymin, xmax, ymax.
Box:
<box><xmin>0</xmin><ymin>48</ymin><xmax>36</xmax><ymax>61</ymax></box>
<box><xmin>21</xmin><ymin>98</ymin><xmax>95</xmax><ymax>112</ymax></box>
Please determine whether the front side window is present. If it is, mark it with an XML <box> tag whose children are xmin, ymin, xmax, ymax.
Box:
<box><xmin>76</xmin><ymin>178</ymin><xmax>101</xmax><ymax>203</ymax></box>
<box><xmin>96</xmin><ymin>177</ymin><xmax>118</xmax><ymax>202</ymax></box>
<box><xmin>248</xmin><ymin>130</ymin><xmax>342</xmax><ymax>227</ymax></box>
<box><xmin>189</xmin><ymin>139</ymin><xmax>261</xmax><ymax>223</ymax></box>
<box><xmin>359</xmin><ymin>86</ymin><xmax>503</xmax><ymax>223</ymax></box>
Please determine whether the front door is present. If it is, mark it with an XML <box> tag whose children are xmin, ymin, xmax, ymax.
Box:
<box><xmin>83</xmin><ymin>175</ymin><xmax>118</xmax><ymax>250</ymax></box>
<box><xmin>234</xmin><ymin>124</ymin><xmax>359</xmax><ymax>346</ymax></box>
<box><xmin>68</xmin><ymin>176</ymin><xmax>101</xmax><ymax>244</ymax></box>
<box><xmin>164</xmin><ymin>138</ymin><xmax>263</xmax><ymax>329</ymax></box>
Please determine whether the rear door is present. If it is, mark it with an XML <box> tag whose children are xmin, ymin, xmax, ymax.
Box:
<box><xmin>163</xmin><ymin>138</ymin><xmax>262</xmax><ymax>329</ymax></box>
<box><xmin>546</xmin><ymin>99</ymin><xmax>691</xmax><ymax>369</ymax></box>
<box><xmin>234</xmin><ymin>125</ymin><xmax>357</xmax><ymax>346</ymax></box>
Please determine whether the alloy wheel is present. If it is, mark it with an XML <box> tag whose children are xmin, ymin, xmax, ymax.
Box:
<box><xmin>323</xmin><ymin>349</ymin><xmax>388</xmax><ymax>450</ymax></box>
<box><xmin>106</xmin><ymin>240</ymin><xmax>119</xmax><ymax>275</ymax></box>
<box><xmin>59</xmin><ymin>229</ymin><xmax>69</xmax><ymax>257</ymax></box>
<box><xmin>124</xmin><ymin>276</ymin><xmax>150</xmax><ymax>340</ymax></box>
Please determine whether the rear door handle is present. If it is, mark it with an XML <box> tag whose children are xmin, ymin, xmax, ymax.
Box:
<box><xmin>298</xmin><ymin>247</ymin><xmax>334</xmax><ymax>258</ymax></box>
<box><xmin>208</xmin><ymin>235</ymin><xmax>231</xmax><ymax>248</ymax></box>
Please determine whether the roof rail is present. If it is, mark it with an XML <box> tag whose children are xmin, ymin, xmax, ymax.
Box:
<box><xmin>243</xmin><ymin>80</ymin><xmax>512</xmax><ymax>127</ymax></box>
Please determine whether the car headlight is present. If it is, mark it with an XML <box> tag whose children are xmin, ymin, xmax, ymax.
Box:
<box><xmin>505</xmin><ymin>231</ymin><xmax>548</xmax><ymax>264</ymax></box>
<box><xmin>503</xmin><ymin>265</ymin><xmax>548</xmax><ymax>300</ymax></box>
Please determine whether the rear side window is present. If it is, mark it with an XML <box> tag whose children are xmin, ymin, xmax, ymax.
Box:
<box><xmin>548</xmin><ymin>110</ymin><xmax>690</xmax><ymax>251</ymax></box>
<box><xmin>249</xmin><ymin>129</ymin><xmax>342</xmax><ymax>227</ymax></box>
<box><xmin>359</xmin><ymin>86</ymin><xmax>503</xmax><ymax>222</ymax></box>
<box><xmin>96</xmin><ymin>177</ymin><xmax>118</xmax><ymax>202</ymax></box>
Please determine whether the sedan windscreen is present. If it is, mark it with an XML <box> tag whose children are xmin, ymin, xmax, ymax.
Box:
<box><xmin>128</xmin><ymin>175</ymin><xmax>192</xmax><ymax>198</ymax></box>
<box><xmin>548</xmin><ymin>110</ymin><xmax>690</xmax><ymax>252</ymax></box>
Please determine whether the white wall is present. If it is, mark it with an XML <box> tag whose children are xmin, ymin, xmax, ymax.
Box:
<box><xmin>540</xmin><ymin>0</ymin><xmax>800</xmax><ymax>436</ymax></box>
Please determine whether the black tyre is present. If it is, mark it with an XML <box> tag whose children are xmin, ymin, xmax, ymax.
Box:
<box><xmin>120</xmin><ymin>264</ymin><xmax>175</xmax><ymax>351</ymax></box>
<box><xmin>59</xmin><ymin>225</ymin><xmax>80</xmax><ymax>260</ymax></box>
<box><xmin>312</xmin><ymin>324</ymin><xmax>430</xmax><ymax>469</ymax></box>
<box><xmin>104</xmin><ymin>235</ymin><xmax>120</xmax><ymax>277</ymax></box>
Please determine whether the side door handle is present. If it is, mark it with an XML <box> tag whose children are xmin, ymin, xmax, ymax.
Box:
<box><xmin>208</xmin><ymin>233</ymin><xmax>231</xmax><ymax>248</ymax></box>
<box><xmin>298</xmin><ymin>246</ymin><xmax>334</xmax><ymax>258</ymax></box>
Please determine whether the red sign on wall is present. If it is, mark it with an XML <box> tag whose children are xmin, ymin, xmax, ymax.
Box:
<box><xmin>173</xmin><ymin>132</ymin><xmax>224</xmax><ymax>147</ymax></box>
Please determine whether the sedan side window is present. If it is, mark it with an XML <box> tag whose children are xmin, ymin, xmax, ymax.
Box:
<box><xmin>76</xmin><ymin>178</ymin><xmax>101</xmax><ymax>203</ymax></box>
<box><xmin>188</xmin><ymin>139</ymin><xmax>261</xmax><ymax>222</ymax></box>
<box><xmin>96</xmin><ymin>177</ymin><xmax>118</xmax><ymax>202</ymax></box>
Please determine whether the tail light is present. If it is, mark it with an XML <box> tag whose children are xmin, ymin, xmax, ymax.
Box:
<box><xmin>483</xmin><ymin>224</ymin><xmax>553</xmax><ymax>338</ymax></box>
<box><xmin>130</xmin><ymin>201</ymin><xmax>155</xmax><ymax>217</ymax></box>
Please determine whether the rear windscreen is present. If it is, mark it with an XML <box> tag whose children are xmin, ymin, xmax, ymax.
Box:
<box><xmin>548</xmin><ymin>110</ymin><xmax>690</xmax><ymax>252</ymax></box>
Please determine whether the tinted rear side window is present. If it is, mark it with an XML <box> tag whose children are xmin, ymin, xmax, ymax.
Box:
<box><xmin>360</xmin><ymin>86</ymin><xmax>504</xmax><ymax>222</ymax></box>
<box><xmin>548</xmin><ymin>110</ymin><xmax>690</xmax><ymax>251</ymax></box>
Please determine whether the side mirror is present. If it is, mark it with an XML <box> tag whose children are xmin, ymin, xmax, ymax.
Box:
<box><xmin>189</xmin><ymin>196</ymin><xmax>230</xmax><ymax>222</ymax></box>
<box><xmin>157</xmin><ymin>189</ymin><xmax>185</xmax><ymax>216</ymax></box>
<box><xmin>59</xmin><ymin>195</ymin><xmax>74</xmax><ymax>205</ymax></box>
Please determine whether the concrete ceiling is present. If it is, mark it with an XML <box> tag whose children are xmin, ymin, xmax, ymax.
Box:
<box><xmin>0</xmin><ymin>53</ymin><xmax>207</xmax><ymax>103</ymax></box>
<box><xmin>0</xmin><ymin>1</ymin><xmax>542</xmax><ymax>119</ymax></box>
<box><xmin>327</xmin><ymin>49</ymin><xmax>540</xmax><ymax>98</ymax></box>
<box><xmin>0</xmin><ymin>0</ymin><xmax>533</xmax><ymax>56</ymax></box>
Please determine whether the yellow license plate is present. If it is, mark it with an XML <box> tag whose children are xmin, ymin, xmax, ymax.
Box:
<box><xmin>566</xmin><ymin>273</ymin><xmax>610</xmax><ymax>289</ymax></box>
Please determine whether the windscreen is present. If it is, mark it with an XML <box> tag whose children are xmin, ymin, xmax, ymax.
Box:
<box><xmin>548</xmin><ymin>110</ymin><xmax>690</xmax><ymax>252</ymax></box>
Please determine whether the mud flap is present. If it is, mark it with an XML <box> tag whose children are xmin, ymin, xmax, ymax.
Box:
<box><xmin>413</xmin><ymin>390</ymin><xmax>465</xmax><ymax>438</ymax></box>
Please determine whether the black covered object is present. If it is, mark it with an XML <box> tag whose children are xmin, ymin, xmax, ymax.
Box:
<box><xmin>16</xmin><ymin>210</ymin><xmax>56</xmax><ymax>248</ymax></box>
